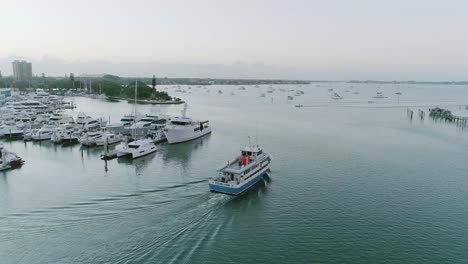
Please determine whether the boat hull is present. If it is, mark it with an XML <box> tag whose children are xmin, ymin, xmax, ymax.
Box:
<box><xmin>132</xmin><ymin>146</ymin><xmax>157</xmax><ymax>159</ymax></box>
<box><xmin>165</xmin><ymin>127</ymin><xmax>211</xmax><ymax>144</ymax></box>
<box><xmin>209</xmin><ymin>164</ymin><xmax>270</xmax><ymax>195</ymax></box>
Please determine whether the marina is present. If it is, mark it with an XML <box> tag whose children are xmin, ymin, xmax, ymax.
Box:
<box><xmin>1</xmin><ymin>83</ymin><xmax>468</xmax><ymax>263</ymax></box>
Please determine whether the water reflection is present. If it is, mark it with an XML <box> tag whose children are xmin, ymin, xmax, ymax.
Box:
<box><xmin>160</xmin><ymin>134</ymin><xmax>211</xmax><ymax>171</ymax></box>
<box><xmin>116</xmin><ymin>152</ymin><xmax>157</xmax><ymax>175</ymax></box>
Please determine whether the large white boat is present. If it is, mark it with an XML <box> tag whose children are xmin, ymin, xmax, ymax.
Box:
<box><xmin>79</xmin><ymin>130</ymin><xmax>104</xmax><ymax>146</ymax></box>
<box><xmin>117</xmin><ymin>139</ymin><xmax>157</xmax><ymax>159</ymax></box>
<box><xmin>51</xmin><ymin>123</ymin><xmax>79</xmax><ymax>144</ymax></box>
<box><xmin>76</xmin><ymin>112</ymin><xmax>107</xmax><ymax>130</ymax></box>
<box><xmin>24</xmin><ymin>128</ymin><xmax>39</xmax><ymax>141</ymax></box>
<box><xmin>95</xmin><ymin>132</ymin><xmax>122</xmax><ymax>146</ymax></box>
<box><xmin>32</xmin><ymin>124</ymin><xmax>55</xmax><ymax>141</ymax></box>
<box><xmin>49</xmin><ymin>113</ymin><xmax>74</xmax><ymax>126</ymax></box>
<box><xmin>0</xmin><ymin>145</ymin><xmax>25</xmax><ymax>170</ymax></box>
<box><xmin>209</xmin><ymin>144</ymin><xmax>272</xmax><ymax>195</ymax></box>
<box><xmin>0</xmin><ymin>124</ymin><xmax>27</xmax><ymax>137</ymax></box>
<box><xmin>107</xmin><ymin>114</ymin><xmax>142</xmax><ymax>134</ymax></box>
<box><xmin>163</xmin><ymin>104</ymin><xmax>211</xmax><ymax>144</ymax></box>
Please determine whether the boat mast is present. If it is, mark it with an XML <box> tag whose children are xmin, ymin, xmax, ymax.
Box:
<box><xmin>133</xmin><ymin>80</ymin><xmax>137</xmax><ymax>139</ymax></box>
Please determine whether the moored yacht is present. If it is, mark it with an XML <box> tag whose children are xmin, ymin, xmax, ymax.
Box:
<box><xmin>116</xmin><ymin>138</ymin><xmax>157</xmax><ymax>159</ymax></box>
<box><xmin>95</xmin><ymin>132</ymin><xmax>122</xmax><ymax>146</ymax></box>
<box><xmin>0</xmin><ymin>145</ymin><xmax>25</xmax><ymax>170</ymax></box>
<box><xmin>163</xmin><ymin>103</ymin><xmax>211</xmax><ymax>144</ymax></box>
<box><xmin>164</xmin><ymin>117</ymin><xmax>211</xmax><ymax>144</ymax></box>
<box><xmin>79</xmin><ymin>130</ymin><xmax>104</xmax><ymax>146</ymax></box>
<box><xmin>32</xmin><ymin>124</ymin><xmax>55</xmax><ymax>140</ymax></box>
<box><xmin>209</xmin><ymin>144</ymin><xmax>272</xmax><ymax>195</ymax></box>
<box><xmin>107</xmin><ymin>114</ymin><xmax>142</xmax><ymax>134</ymax></box>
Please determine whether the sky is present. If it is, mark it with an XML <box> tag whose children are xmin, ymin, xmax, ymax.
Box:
<box><xmin>0</xmin><ymin>0</ymin><xmax>467</xmax><ymax>80</ymax></box>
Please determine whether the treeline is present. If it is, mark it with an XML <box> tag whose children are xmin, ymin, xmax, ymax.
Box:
<box><xmin>0</xmin><ymin>75</ymin><xmax>173</xmax><ymax>101</ymax></box>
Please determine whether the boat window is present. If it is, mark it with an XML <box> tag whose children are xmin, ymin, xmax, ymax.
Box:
<box><xmin>258</xmin><ymin>150</ymin><xmax>263</xmax><ymax>155</ymax></box>
<box><xmin>194</xmin><ymin>127</ymin><xmax>200</xmax><ymax>132</ymax></box>
<box><xmin>128</xmin><ymin>145</ymin><xmax>139</xmax><ymax>149</ymax></box>
<box><xmin>171</xmin><ymin>121</ymin><xmax>188</xmax><ymax>125</ymax></box>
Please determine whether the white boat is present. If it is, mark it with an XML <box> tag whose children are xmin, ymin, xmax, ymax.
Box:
<box><xmin>107</xmin><ymin>114</ymin><xmax>142</xmax><ymax>134</ymax></box>
<box><xmin>117</xmin><ymin>139</ymin><xmax>157</xmax><ymax>159</ymax></box>
<box><xmin>163</xmin><ymin>104</ymin><xmax>211</xmax><ymax>144</ymax></box>
<box><xmin>0</xmin><ymin>145</ymin><xmax>25</xmax><ymax>170</ymax></box>
<box><xmin>60</xmin><ymin>131</ymin><xmax>81</xmax><ymax>144</ymax></box>
<box><xmin>331</xmin><ymin>92</ymin><xmax>344</xmax><ymax>100</ymax></box>
<box><xmin>32</xmin><ymin>124</ymin><xmax>55</xmax><ymax>141</ymax></box>
<box><xmin>49</xmin><ymin>113</ymin><xmax>74</xmax><ymax>126</ymax></box>
<box><xmin>51</xmin><ymin>123</ymin><xmax>77</xmax><ymax>143</ymax></box>
<box><xmin>373</xmin><ymin>92</ymin><xmax>386</xmax><ymax>99</ymax></box>
<box><xmin>95</xmin><ymin>133</ymin><xmax>122</xmax><ymax>146</ymax></box>
<box><xmin>0</xmin><ymin>124</ymin><xmax>26</xmax><ymax>137</ymax></box>
<box><xmin>79</xmin><ymin>130</ymin><xmax>104</xmax><ymax>146</ymax></box>
<box><xmin>24</xmin><ymin>128</ymin><xmax>39</xmax><ymax>141</ymax></box>
<box><xmin>147</xmin><ymin>129</ymin><xmax>166</xmax><ymax>143</ymax></box>
<box><xmin>209</xmin><ymin>144</ymin><xmax>272</xmax><ymax>195</ymax></box>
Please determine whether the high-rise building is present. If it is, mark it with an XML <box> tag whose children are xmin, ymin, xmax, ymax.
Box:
<box><xmin>12</xmin><ymin>60</ymin><xmax>32</xmax><ymax>81</ymax></box>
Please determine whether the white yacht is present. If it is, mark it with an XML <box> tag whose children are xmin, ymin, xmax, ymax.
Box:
<box><xmin>0</xmin><ymin>145</ymin><xmax>25</xmax><ymax>170</ymax></box>
<box><xmin>107</xmin><ymin>114</ymin><xmax>142</xmax><ymax>134</ymax></box>
<box><xmin>163</xmin><ymin>104</ymin><xmax>211</xmax><ymax>144</ymax></box>
<box><xmin>128</xmin><ymin>114</ymin><xmax>170</xmax><ymax>137</ymax></box>
<box><xmin>51</xmin><ymin>123</ymin><xmax>78</xmax><ymax>143</ymax></box>
<box><xmin>79</xmin><ymin>130</ymin><xmax>104</xmax><ymax>146</ymax></box>
<box><xmin>24</xmin><ymin>129</ymin><xmax>39</xmax><ymax>141</ymax></box>
<box><xmin>32</xmin><ymin>124</ymin><xmax>55</xmax><ymax>140</ymax></box>
<box><xmin>95</xmin><ymin>133</ymin><xmax>122</xmax><ymax>146</ymax></box>
<box><xmin>76</xmin><ymin>112</ymin><xmax>107</xmax><ymax>130</ymax></box>
<box><xmin>117</xmin><ymin>139</ymin><xmax>157</xmax><ymax>159</ymax></box>
<box><xmin>0</xmin><ymin>124</ymin><xmax>26</xmax><ymax>137</ymax></box>
<box><xmin>49</xmin><ymin>113</ymin><xmax>74</xmax><ymax>126</ymax></box>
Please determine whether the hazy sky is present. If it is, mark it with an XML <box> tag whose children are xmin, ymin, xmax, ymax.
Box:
<box><xmin>1</xmin><ymin>0</ymin><xmax>467</xmax><ymax>80</ymax></box>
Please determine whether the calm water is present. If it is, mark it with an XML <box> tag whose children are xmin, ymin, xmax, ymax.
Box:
<box><xmin>1</xmin><ymin>83</ymin><xmax>468</xmax><ymax>263</ymax></box>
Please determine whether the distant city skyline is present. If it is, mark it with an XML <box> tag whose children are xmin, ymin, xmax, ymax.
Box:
<box><xmin>1</xmin><ymin>0</ymin><xmax>467</xmax><ymax>81</ymax></box>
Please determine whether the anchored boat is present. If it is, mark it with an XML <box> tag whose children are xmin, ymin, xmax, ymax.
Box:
<box><xmin>209</xmin><ymin>144</ymin><xmax>272</xmax><ymax>195</ymax></box>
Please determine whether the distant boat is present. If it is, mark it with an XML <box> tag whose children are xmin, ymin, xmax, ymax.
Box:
<box><xmin>260</xmin><ymin>93</ymin><xmax>266</xmax><ymax>98</ymax></box>
<box><xmin>395</xmin><ymin>92</ymin><xmax>402</xmax><ymax>95</ymax></box>
<box><xmin>287</xmin><ymin>95</ymin><xmax>294</xmax><ymax>100</ymax></box>
<box><xmin>218</xmin><ymin>90</ymin><xmax>223</xmax><ymax>94</ymax></box>
<box><xmin>331</xmin><ymin>92</ymin><xmax>343</xmax><ymax>100</ymax></box>
<box><xmin>372</xmin><ymin>92</ymin><xmax>386</xmax><ymax>99</ymax></box>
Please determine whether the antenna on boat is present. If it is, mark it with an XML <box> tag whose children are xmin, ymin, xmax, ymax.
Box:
<box><xmin>248</xmin><ymin>136</ymin><xmax>251</xmax><ymax>148</ymax></box>
<box><xmin>255</xmin><ymin>121</ymin><xmax>259</xmax><ymax>146</ymax></box>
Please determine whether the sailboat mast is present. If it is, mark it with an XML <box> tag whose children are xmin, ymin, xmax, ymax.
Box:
<box><xmin>133</xmin><ymin>80</ymin><xmax>137</xmax><ymax>139</ymax></box>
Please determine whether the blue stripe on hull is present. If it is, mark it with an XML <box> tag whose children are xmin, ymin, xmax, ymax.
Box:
<box><xmin>209</xmin><ymin>168</ymin><xmax>269</xmax><ymax>195</ymax></box>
